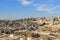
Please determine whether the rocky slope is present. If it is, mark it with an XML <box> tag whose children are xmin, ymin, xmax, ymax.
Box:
<box><xmin>0</xmin><ymin>16</ymin><xmax>60</xmax><ymax>40</ymax></box>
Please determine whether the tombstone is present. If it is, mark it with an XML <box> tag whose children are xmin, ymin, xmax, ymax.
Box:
<box><xmin>27</xmin><ymin>37</ymin><xmax>32</xmax><ymax>40</ymax></box>
<box><xmin>55</xmin><ymin>39</ymin><xmax>59</xmax><ymax>40</ymax></box>
<box><xmin>28</xmin><ymin>24</ymin><xmax>38</xmax><ymax>31</ymax></box>
<box><xmin>20</xmin><ymin>38</ymin><xmax>24</xmax><ymax>40</ymax></box>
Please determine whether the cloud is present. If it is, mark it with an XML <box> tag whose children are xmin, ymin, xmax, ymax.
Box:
<box><xmin>51</xmin><ymin>5</ymin><xmax>60</xmax><ymax>13</ymax></box>
<box><xmin>35</xmin><ymin>4</ymin><xmax>60</xmax><ymax>13</ymax></box>
<box><xmin>46</xmin><ymin>0</ymin><xmax>58</xmax><ymax>2</ymax></box>
<box><xmin>17</xmin><ymin>0</ymin><xmax>60</xmax><ymax>13</ymax></box>
<box><xmin>35</xmin><ymin>4</ymin><xmax>54</xmax><ymax>13</ymax></box>
<box><xmin>36</xmin><ymin>7</ymin><xmax>53</xmax><ymax>13</ymax></box>
<box><xmin>18</xmin><ymin>0</ymin><xmax>34</xmax><ymax>6</ymax></box>
<box><xmin>51</xmin><ymin>6</ymin><xmax>60</xmax><ymax>9</ymax></box>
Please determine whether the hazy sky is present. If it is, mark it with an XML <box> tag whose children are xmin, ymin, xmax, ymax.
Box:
<box><xmin>0</xmin><ymin>0</ymin><xmax>60</xmax><ymax>18</ymax></box>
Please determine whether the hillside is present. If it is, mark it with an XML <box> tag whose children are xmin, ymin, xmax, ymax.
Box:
<box><xmin>0</xmin><ymin>16</ymin><xmax>60</xmax><ymax>40</ymax></box>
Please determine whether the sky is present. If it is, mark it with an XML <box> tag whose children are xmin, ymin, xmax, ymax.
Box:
<box><xmin>0</xmin><ymin>0</ymin><xmax>60</xmax><ymax>19</ymax></box>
